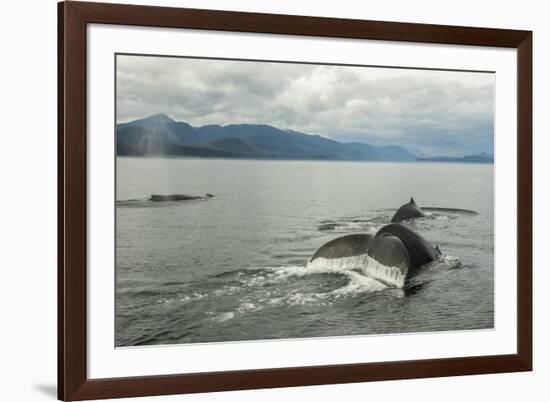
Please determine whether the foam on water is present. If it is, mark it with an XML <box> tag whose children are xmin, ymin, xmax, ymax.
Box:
<box><xmin>237</xmin><ymin>302</ymin><xmax>262</xmax><ymax>313</ymax></box>
<box><xmin>421</xmin><ymin>207</ymin><xmax>479</xmax><ymax>215</ymax></box>
<box><xmin>268</xmin><ymin>292</ymin><xmax>331</xmax><ymax>306</ymax></box>
<box><xmin>318</xmin><ymin>220</ymin><xmax>382</xmax><ymax>233</ymax></box>
<box><xmin>224</xmin><ymin>259</ymin><xmax>396</xmax><ymax>302</ymax></box>
<box><xmin>436</xmin><ymin>254</ymin><xmax>462</xmax><ymax>269</ymax></box>
<box><xmin>332</xmin><ymin>270</ymin><xmax>388</xmax><ymax>295</ymax></box>
<box><xmin>317</xmin><ymin>214</ymin><xmax>390</xmax><ymax>233</ymax></box>
<box><xmin>150</xmin><ymin>254</ymin><xmax>413</xmax><ymax>319</ymax></box>
<box><xmin>260</xmin><ymin>262</ymin><xmax>393</xmax><ymax>299</ymax></box>
<box><xmin>227</xmin><ymin>251</ymin><xmax>408</xmax><ymax>299</ymax></box>
<box><xmin>212</xmin><ymin>312</ymin><xmax>235</xmax><ymax>322</ymax></box>
<box><xmin>151</xmin><ymin>254</ymin><xmax>409</xmax><ymax>313</ymax></box>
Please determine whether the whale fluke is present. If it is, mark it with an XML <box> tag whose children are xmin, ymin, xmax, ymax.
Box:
<box><xmin>308</xmin><ymin>222</ymin><xmax>441</xmax><ymax>286</ymax></box>
<box><xmin>391</xmin><ymin>198</ymin><xmax>426</xmax><ymax>222</ymax></box>
<box><xmin>367</xmin><ymin>235</ymin><xmax>410</xmax><ymax>275</ymax></box>
<box><xmin>376</xmin><ymin>223</ymin><xmax>441</xmax><ymax>269</ymax></box>
<box><xmin>310</xmin><ymin>234</ymin><xmax>373</xmax><ymax>262</ymax></box>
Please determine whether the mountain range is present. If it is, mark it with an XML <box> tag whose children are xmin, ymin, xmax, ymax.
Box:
<box><xmin>117</xmin><ymin>114</ymin><xmax>493</xmax><ymax>163</ymax></box>
<box><xmin>116</xmin><ymin>114</ymin><xmax>418</xmax><ymax>162</ymax></box>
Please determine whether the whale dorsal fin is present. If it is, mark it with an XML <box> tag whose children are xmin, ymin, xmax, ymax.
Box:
<box><xmin>410</xmin><ymin>197</ymin><xmax>415</xmax><ymax>204</ymax></box>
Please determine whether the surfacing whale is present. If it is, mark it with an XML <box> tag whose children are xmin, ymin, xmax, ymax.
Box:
<box><xmin>391</xmin><ymin>197</ymin><xmax>426</xmax><ymax>222</ymax></box>
<box><xmin>309</xmin><ymin>223</ymin><xmax>440</xmax><ymax>286</ymax></box>
<box><xmin>150</xmin><ymin>194</ymin><xmax>214</xmax><ymax>202</ymax></box>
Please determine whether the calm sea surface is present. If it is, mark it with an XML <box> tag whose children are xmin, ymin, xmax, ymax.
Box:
<box><xmin>116</xmin><ymin>157</ymin><xmax>494</xmax><ymax>346</ymax></box>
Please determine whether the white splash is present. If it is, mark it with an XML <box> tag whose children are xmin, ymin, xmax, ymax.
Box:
<box><xmin>307</xmin><ymin>253</ymin><xmax>406</xmax><ymax>288</ymax></box>
<box><xmin>362</xmin><ymin>256</ymin><xmax>407</xmax><ymax>288</ymax></box>
<box><xmin>332</xmin><ymin>270</ymin><xmax>388</xmax><ymax>296</ymax></box>
<box><xmin>306</xmin><ymin>254</ymin><xmax>370</xmax><ymax>270</ymax></box>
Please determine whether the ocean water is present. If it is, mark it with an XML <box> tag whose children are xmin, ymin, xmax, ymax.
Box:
<box><xmin>116</xmin><ymin>157</ymin><xmax>494</xmax><ymax>347</ymax></box>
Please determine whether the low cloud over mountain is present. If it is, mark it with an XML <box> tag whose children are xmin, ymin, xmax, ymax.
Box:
<box><xmin>117</xmin><ymin>56</ymin><xmax>494</xmax><ymax>157</ymax></box>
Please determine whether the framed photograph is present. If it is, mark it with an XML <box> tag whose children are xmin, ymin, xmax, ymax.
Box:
<box><xmin>58</xmin><ymin>1</ymin><xmax>532</xmax><ymax>400</ymax></box>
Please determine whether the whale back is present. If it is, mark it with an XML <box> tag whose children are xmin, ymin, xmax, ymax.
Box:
<box><xmin>391</xmin><ymin>197</ymin><xmax>426</xmax><ymax>223</ymax></box>
<box><xmin>310</xmin><ymin>234</ymin><xmax>373</xmax><ymax>261</ymax></box>
<box><xmin>151</xmin><ymin>194</ymin><xmax>203</xmax><ymax>202</ymax></box>
<box><xmin>376</xmin><ymin>223</ymin><xmax>440</xmax><ymax>269</ymax></box>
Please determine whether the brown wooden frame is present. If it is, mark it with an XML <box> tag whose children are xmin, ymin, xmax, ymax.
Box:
<box><xmin>58</xmin><ymin>1</ymin><xmax>532</xmax><ymax>400</ymax></box>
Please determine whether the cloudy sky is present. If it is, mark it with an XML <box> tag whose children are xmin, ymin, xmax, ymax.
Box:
<box><xmin>117</xmin><ymin>55</ymin><xmax>494</xmax><ymax>157</ymax></box>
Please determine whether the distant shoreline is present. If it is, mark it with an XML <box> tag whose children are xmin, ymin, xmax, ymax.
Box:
<box><xmin>416</xmin><ymin>157</ymin><xmax>493</xmax><ymax>164</ymax></box>
<box><xmin>416</xmin><ymin>160</ymin><xmax>493</xmax><ymax>164</ymax></box>
<box><xmin>116</xmin><ymin>155</ymin><xmax>494</xmax><ymax>165</ymax></box>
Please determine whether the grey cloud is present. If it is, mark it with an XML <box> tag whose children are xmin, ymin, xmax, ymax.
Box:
<box><xmin>116</xmin><ymin>55</ymin><xmax>494</xmax><ymax>156</ymax></box>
